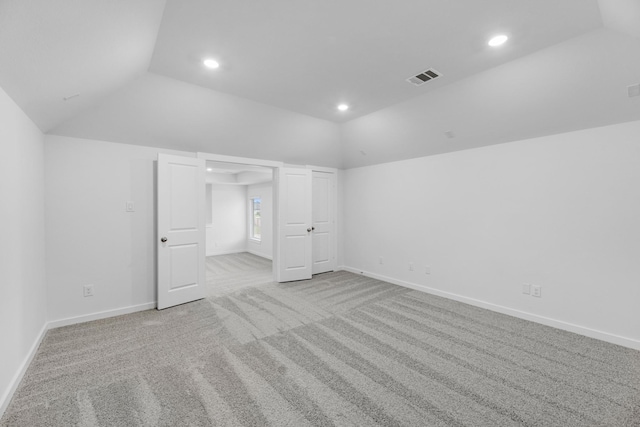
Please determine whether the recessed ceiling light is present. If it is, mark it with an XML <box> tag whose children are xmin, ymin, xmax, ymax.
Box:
<box><xmin>488</xmin><ymin>35</ymin><xmax>508</xmax><ymax>47</ymax></box>
<box><xmin>206</xmin><ymin>168</ymin><xmax>213</xmax><ymax>172</ymax></box>
<box><xmin>337</xmin><ymin>104</ymin><xmax>349</xmax><ymax>111</ymax></box>
<box><xmin>203</xmin><ymin>59</ymin><xmax>219</xmax><ymax>69</ymax></box>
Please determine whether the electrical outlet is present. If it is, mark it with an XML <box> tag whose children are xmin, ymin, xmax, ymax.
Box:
<box><xmin>409</xmin><ymin>262</ymin><xmax>414</xmax><ymax>271</ymax></box>
<box><xmin>532</xmin><ymin>285</ymin><xmax>541</xmax><ymax>298</ymax></box>
<box><xmin>522</xmin><ymin>284</ymin><xmax>531</xmax><ymax>295</ymax></box>
<box><xmin>425</xmin><ymin>266</ymin><xmax>431</xmax><ymax>275</ymax></box>
<box><xmin>83</xmin><ymin>284</ymin><xmax>94</xmax><ymax>297</ymax></box>
<box><xmin>379</xmin><ymin>257</ymin><xmax>383</xmax><ymax>265</ymax></box>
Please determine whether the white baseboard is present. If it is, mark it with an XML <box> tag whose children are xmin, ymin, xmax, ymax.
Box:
<box><xmin>246</xmin><ymin>249</ymin><xmax>272</xmax><ymax>260</ymax></box>
<box><xmin>339</xmin><ymin>266</ymin><xmax>640</xmax><ymax>351</ymax></box>
<box><xmin>1</xmin><ymin>302</ymin><xmax>157</xmax><ymax>419</ymax></box>
<box><xmin>206</xmin><ymin>249</ymin><xmax>247</xmax><ymax>257</ymax></box>
<box><xmin>0</xmin><ymin>322</ymin><xmax>48</xmax><ymax>418</ymax></box>
<box><xmin>48</xmin><ymin>302</ymin><xmax>157</xmax><ymax>330</ymax></box>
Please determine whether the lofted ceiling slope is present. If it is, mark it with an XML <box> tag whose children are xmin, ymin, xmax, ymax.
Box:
<box><xmin>50</xmin><ymin>73</ymin><xmax>343</xmax><ymax>167</ymax></box>
<box><xmin>1</xmin><ymin>1</ymin><xmax>639</xmax><ymax>169</ymax></box>
<box><xmin>0</xmin><ymin>0</ymin><xmax>166</xmax><ymax>132</ymax></box>
<box><xmin>341</xmin><ymin>28</ymin><xmax>640</xmax><ymax>168</ymax></box>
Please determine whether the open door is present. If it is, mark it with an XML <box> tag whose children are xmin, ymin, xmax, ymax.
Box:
<box><xmin>312</xmin><ymin>171</ymin><xmax>336</xmax><ymax>274</ymax></box>
<box><xmin>277</xmin><ymin>167</ymin><xmax>312</xmax><ymax>282</ymax></box>
<box><xmin>157</xmin><ymin>154</ymin><xmax>206</xmax><ymax>309</ymax></box>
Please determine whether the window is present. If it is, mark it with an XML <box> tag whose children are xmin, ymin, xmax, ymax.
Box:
<box><xmin>250</xmin><ymin>197</ymin><xmax>261</xmax><ymax>240</ymax></box>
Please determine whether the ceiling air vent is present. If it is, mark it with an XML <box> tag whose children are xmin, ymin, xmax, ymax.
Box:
<box><xmin>406</xmin><ymin>68</ymin><xmax>442</xmax><ymax>86</ymax></box>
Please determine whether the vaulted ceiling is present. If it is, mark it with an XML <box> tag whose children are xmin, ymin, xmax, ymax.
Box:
<box><xmin>1</xmin><ymin>0</ymin><xmax>639</xmax><ymax>168</ymax></box>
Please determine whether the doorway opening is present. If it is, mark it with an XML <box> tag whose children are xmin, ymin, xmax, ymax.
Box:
<box><xmin>157</xmin><ymin>153</ymin><xmax>339</xmax><ymax>309</ymax></box>
<box><xmin>204</xmin><ymin>161</ymin><xmax>275</xmax><ymax>297</ymax></box>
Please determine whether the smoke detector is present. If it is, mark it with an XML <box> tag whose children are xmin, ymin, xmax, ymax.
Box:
<box><xmin>406</xmin><ymin>68</ymin><xmax>442</xmax><ymax>86</ymax></box>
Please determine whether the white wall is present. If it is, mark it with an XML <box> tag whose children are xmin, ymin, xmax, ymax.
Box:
<box><xmin>44</xmin><ymin>135</ymin><xmax>193</xmax><ymax>323</ymax></box>
<box><xmin>0</xmin><ymin>88</ymin><xmax>47</xmax><ymax>413</ymax></box>
<box><xmin>343</xmin><ymin>120</ymin><xmax>640</xmax><ymax>348</ymax></box>
<box><xmin>206</xmin><ymin>185</ymin><xmax>247</xmax><ymax>256</ymax></box>
<box><xmin>247</xmin><ymin>182</ymin><xmax>273</xmax><ymax>260</ymax></box>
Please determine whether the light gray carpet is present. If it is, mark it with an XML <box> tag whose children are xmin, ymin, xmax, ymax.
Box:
<box><xmin>2</xmin><ymin>269</ymin><xmax>639</xmax><ymax>426</ymax></box>
<box><xmin>206</xmin><ymin>252</ymin><xmax>273</xmax><ymax>297</ymax></box>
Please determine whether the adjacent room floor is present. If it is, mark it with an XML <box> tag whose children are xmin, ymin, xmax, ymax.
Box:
<box><xmin>2</xmin><ymin>266</ymin><xmax>639</xmax><ymax>426</ymax></box>
<box><xmin>206</xmin><ymin>252</ymin><xmax>273</xmax><ymax>297</ymax></box>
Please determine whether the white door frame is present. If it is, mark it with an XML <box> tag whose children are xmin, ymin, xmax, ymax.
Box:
<box><xmin>196</xmin><ymin>152</ymin><xmax>339</xmax><ymax>283</ymax></box>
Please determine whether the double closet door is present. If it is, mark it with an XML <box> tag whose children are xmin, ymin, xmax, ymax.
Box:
<box><xmin>156</xmin><ymin>156</ymin><xmax>337</xmax><ymax>310</ymax></box>
<box><xmin>277</xmin><ymin>168</ymin><xmax>336</xmax><ymax>282</ymax></box>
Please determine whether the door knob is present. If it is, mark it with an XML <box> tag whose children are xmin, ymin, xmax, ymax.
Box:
<box><xmin>160</xmin><ymin>237</ymin><xmax>167</xmax><ymax>243</ymax></box>
<box><xmin>312</xmin><ymin>227</ymin><xmax>315</xmax><ymax>231</ymax></box>
<box><xmin>307</xmin><ymin>228</ymin><xmax>312</xmax><ymax>232</ymax></box>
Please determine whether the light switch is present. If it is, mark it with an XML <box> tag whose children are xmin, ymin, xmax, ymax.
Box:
<box><xmin>126</xmin><ymin>201</ymin><xmax>135</xmax><ymax>212</ymax></box>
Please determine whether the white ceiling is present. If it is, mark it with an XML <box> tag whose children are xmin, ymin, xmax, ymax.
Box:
<box><xmin>50</xmin><ymin>72</ymin><xmax>342</xmax><ymax>167</ymax></box>
<box><xmin>1</xmin><ymin>0</ymin><xmax>639</xmax><ymax>169</ymax></box>
<box><xmin>148</xmin><ymin>0</ymin><xmax>603</xmax><ymax>123</ymax></box>
<box><xmin>341</xmin><ymin>27</ymin><xmax>640</xmax><ymax>168</ymax></box>
<box><xmin>0</xmin><ymin>0</ymin><xmax>166</xmax><ymax>132</ymax></box>
<box><xmin>599</xmin><ymin>0</ymin><xmax>640</xmax><ymax>38</ymax></box>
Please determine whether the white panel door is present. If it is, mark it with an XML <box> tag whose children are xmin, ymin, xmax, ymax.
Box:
<box><xmin>157</xmin><ymin>154</ymin><xmax>206</xmax><ymax>309</ymax></box>
<box><xmin>277</xmin><ymin>168</ymin><xmax>312</xmax><ymax>282</ymax></box>
<box><xmin>312</xmin><ymin>171</ymin><xmax>335</xmax><ymax>274</ymax></box>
